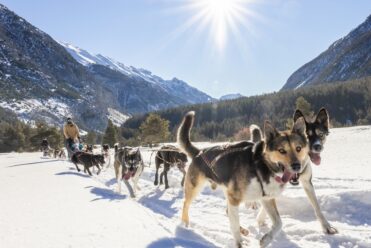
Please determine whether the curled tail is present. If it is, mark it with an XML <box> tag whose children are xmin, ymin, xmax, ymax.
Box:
<box><xmin>177</xmin><ymin>111</ymin><xmax>200</xmax><ymax>158</ymax></box>
<box><xmin>250</xmin><ymin>124</ymin><xmax>262</xmax><ymax>143</ymax></box>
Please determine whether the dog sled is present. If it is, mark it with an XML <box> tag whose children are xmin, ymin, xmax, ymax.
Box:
<box><xmin>65</xmin><ymin>138</ymin><xmax>84</xmax><ymax>160</ymax></box>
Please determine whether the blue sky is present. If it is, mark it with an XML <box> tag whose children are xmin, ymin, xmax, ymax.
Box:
<box><xmin>3</xmin><ymin>0</ymin><xmax>371</xmax><ymax>98</ymax></box>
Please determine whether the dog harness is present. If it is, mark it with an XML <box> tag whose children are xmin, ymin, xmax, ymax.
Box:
<box><xmin>198</xmin><ymin>145</ymin><xmax>249</xmax><ymax>180</ymax></box>
<box><xmin>148</xmin><ymin>147</ymin><xmax>182</xmax><ymax>167</ymax></box>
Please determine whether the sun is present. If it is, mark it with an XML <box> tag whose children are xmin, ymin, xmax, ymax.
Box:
<box><xmin>184</xmin><ymin>0</ymin><xmax>256</xmax><ymax>51</ymax></box>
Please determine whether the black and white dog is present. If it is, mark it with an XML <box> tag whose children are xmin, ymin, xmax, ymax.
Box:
<box><xmin>102</xmin><ymin>144</ymin><xmax>111</xmax><ymax>168</ymax></box>
<box><xmin>253</xmin><ymin>108</ymin><xmax>338</xmax><ymax>235</ymax></box>
<box><xmin>154</xmin><ymin>145</ymin><xmax>188</xmax><ymax>189</ymax></box>
<box><xmin>71</xmin><ymin>151</ymin><xmax>105</xmax><ymax>176</ymax></box>
<box><xmin>114</xmin><ymin>145</ymin><xmax>144</xmax><ymax>198</ymax></box>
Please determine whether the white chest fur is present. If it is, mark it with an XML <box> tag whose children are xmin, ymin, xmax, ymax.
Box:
<box><xmin>245</xmin><ymin>177</ymin><xmax>285</xmax><ymax>202</ymax></box>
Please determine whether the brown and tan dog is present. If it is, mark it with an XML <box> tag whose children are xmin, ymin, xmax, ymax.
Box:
<box><xmin>177</xmin><ymin>111</ymin><xmax>310</xmax><ymax>247</ymax></box>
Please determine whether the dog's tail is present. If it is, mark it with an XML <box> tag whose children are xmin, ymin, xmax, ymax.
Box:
<box><xmin>250</xmin><ymin>124</ymin><xmax>263</xmax><ymax>143</ymax></box>
<box><xmin>177</xmin><ymin>111</ymin><xmax>200</xmax><ymax>158</ymax></box>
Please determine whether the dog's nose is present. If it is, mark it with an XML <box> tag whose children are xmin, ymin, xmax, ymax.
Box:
<box><xmin>313</xmin><ymin>144</ymin><xmax>322</xmax><ymax>152</ymax></box>
<box><xmin>291</xmin><ymin>162</ymin><xmax>301</xmax><ymax>172</ymax></box>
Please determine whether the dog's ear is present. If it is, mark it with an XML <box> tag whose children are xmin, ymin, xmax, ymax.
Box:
<box><xmin>264</xmin><ymin>121</ymin><xmax>279</xmax><ymax>144</ymax></box>
<box><xmin>315</xmin><ymin>108</ymin><xmax>329</xmax><ymax>130</ymax></box>
<box><xmin>293</xmin><ymin>109</ymin><xmax>305</xmax><ymax>122</ymax></box>
<box><xmin>292</xmin><ymin>117</ymin><xmax>306</xmax><ymax>135</ymax></box>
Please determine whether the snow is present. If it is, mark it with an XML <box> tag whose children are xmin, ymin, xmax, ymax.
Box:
<box><xmin>220</xmin><ymin>94</ymin><xmax>244</xmax><ymax>101</ymax></box>
<box><xmin>107</xmin><ymin>107</ymin><xmax>131</xmax><ymax>127</ymax></box>
<box><xmin>1</xmin><ymin>126</ymin><xmax>371</xmax><ymax>247</ymax></box>
<box><xmin>294</xmin><ymin>79</ymin><xmax>309</xmax><ymax>90</ymax></box>
<box><xmin>58</xmin><ymin>41</ymin><xmax>146</xmax><ymax>79</ymax></box>
<box><xmin>0</xmin><ymin>98</ymin><xmax>72</xmax><ymax>121</ymax></box>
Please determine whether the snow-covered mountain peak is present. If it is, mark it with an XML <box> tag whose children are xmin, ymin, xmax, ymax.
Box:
<box><xmin>59</xmin><ymin>41</ymin><xmax>214</xmax><ymax>104</ymax></box>
<box><xmin>220</xmin><ymin>93</ymin><xmax>244</xmax><ymax>101</ymax></box>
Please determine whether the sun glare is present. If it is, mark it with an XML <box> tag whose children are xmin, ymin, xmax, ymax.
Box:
<box><xmin>185</xmin><ymin>0</ymin><xmax>256</xmax><ymax>51</ymax></box>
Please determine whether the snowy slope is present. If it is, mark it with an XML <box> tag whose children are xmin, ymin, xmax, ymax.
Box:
<box><xmin>59</xmin><ymin>42</ymin><xmax>213</xmax><ymax>104</ymax></box>
<box><xmin>1</xmin><ymin>126</ymin><xmax>371</xmax><ymax>247</ymax></box>
<box><xmin>0</xmin><ymin>98</ymin><xmax>72</xmax><ymax>126</ymax></box>
<box><xmin>107</xmin><ymin>107</ymin><xmax>131</xmax><ymax>127</ymax></box>
<box><xmin>220</xmin><ymin>94</ymin><xmax>244</xmax><ymax>101</ymax></box>
<box><xmin>281</xmin><ymin>15</ymin><xmax>371</xmax><ymax>90</ymax></box>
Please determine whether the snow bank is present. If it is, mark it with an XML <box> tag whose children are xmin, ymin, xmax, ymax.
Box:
<box><xmin>0</xmin><ymin>126</ymin><xmax>370</xmax><ymax>247</ymax></box>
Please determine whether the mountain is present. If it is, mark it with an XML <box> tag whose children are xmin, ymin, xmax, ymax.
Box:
<box><xmin>0</xmin><ymin>4</ymin><xmax>109</xmax><ymax>130</ymax></box>
<box><xmin>59</xmin><ymin>42</ymin><xmax>213</xmax><ymax>105</ymax></box>
<box><xmin>219</xmin><ymin>93</ymin><xmax>244</xmax><ymax>101</ymax></box>
<box><xmin>281</xmin><ymin>15</ymin><xmax>371</xmax><ymax>90</ymax></box>
<box><xmin>0</xmin><ymin>4</ymin><xmax>212</xmax><ymax>131</ymax></box>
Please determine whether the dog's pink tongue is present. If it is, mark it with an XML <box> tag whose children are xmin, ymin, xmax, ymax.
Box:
<box><xmin>281</xmin><ymin>169</ymin><xmax>293</xmax><ymax>183</ymax></box>
<box><xmin>310</xmin><ymin>152</ymin><xmax>321</xmax><ymax>166</ymax></box>
<box><xmin>123</xmin><ymin>172</ymin><xmax>131</xmax><ymax>180</ymax></box>
<box><xmin>275</xmin><ymin>169</ymin><xmax>293</xmax><ymax>184</ymax></box>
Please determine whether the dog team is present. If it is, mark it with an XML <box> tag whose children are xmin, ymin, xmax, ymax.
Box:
<box><xmin>69</xmin><ymin>107</ymin><xmax>337</xmax><ymax>247</ymax></box>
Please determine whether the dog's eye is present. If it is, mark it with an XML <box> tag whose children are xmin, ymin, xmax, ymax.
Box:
<box><xmin>296</xmin><ymin>146</ymin><xmax>302</xmax><ymax>152</ymax></box>
<box><xmin>318</xmin><ymin>133</ymin><xmax>324</xmax><ymax>138</ymax></box>
<box><xmin>278</xmin><ymin>148</ymin><xmax>286</xmax><ymax>154</ymax></box>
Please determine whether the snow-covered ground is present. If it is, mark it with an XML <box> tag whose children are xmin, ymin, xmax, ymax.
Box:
<box><xmin>0</xmin><ymin>126</ymin><xmax>371</xmax><ymax>248</ymax></box>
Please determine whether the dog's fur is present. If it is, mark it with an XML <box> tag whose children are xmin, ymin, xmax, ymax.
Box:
<box><xmin>154</xmin><ymin>145</ymin><xmax>188</xmax><ymax>189</ymax></box>
<box><xmin>84</xmin><ymin>144</ymin><xmax>94</xmax><ymax>153</ymax></box>
<box><xmin>114</xmin><ymin>145</ymin><xmax>144</xmax><ymax>198</ymax></box>
<box><xmin>71</xmin><ymin>151</ymin><xmax>105</xmax><ymax>176</ymax></box>
<box><xmin>178</xmin><ymin>111</ymin><xmax>310</xmax><ymax>247</ymax></box>
<box><xmin>252</xmin><ymin>108</ymin><xmax>337</xmax><ymax>235</ymax></box>
<box><xmin>102</xmin><ymin>144</ymin><xmax>110</xmax><ymax>154</ymax></box>
<box><xmin>101</xmin><ymin>144</ymin><xmax>110</xmax><ymax>168</ymax></box>
<box><xmin>53</xmin><ymin>148</ymin><xmax>66</xmax><ymax>159</ymax></box>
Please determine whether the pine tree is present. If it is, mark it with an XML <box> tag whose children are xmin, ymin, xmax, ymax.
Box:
<box><xmin>139</xmin><ymin>113</ymin><xmax>170</xmax><ymax>147</ymax></box>
<box><xmin>295</xmin><ymin>96</ymin><xmax>313</xmax><ymax>117</ymax></box>
<box><xmin>103</xmin><ymin>120</ymin><xmax>117</xmax><ymax>147</ymax></box>
<box><xmin>86</xmin><ymin>131</ymin><xmax>97</xmax><ymax>145</ymax></box>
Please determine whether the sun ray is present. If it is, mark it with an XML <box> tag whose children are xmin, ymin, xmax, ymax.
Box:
<box><xmin>156</xmin><ymin>0</ymin><xmax>260</xmax><ymax>56</ymax></box>
<box><xmin>185</xmin><ymin>0</ymin><xmax>258</xmax><ymax>51</ymax></box>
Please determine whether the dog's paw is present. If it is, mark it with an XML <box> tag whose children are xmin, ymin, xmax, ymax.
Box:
<box><xmin>257</xmin><ymin>219</ymin><xmax>267</xmax><ymax>228</ymax></box>
<box><xmin>250</xmin><ymin>202</ymin><xmax>259</xmax><ymax>210</ymax></box>
<box><xmin>260</xmin><ymin>233</ymin><xmax>273</xmax><ymax>247</ymax></box>
<box><xmin>210</xmin><ymin>182</ymin><xmax>217</xmax><ymax>190</ymax></box>
<box><xmin>154</xmin><ymin>181</ymin><xmax>158</xmax><ymax>186</ymax></box>
<box><xmin>323</xmin><ymin>225</ymin><xmax>338</xmax><ymax>235</ymax></box>
<box><xmin>245</xmin><ymin>202</ymin><xmax>259</xmax><ymax>210</ymax></box>
<box><xmin>180</xmin><ymin>220</ymin><xmax>189</xmax><ymax>228</ymax></box>
<box><xmin>240</xmin><ymin>226</ymin><xmax>249</xmax><ymax>236</ymax></box>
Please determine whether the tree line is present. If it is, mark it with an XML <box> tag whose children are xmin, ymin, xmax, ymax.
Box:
<box><xmin>122</xmin><ymin>77</ymin><xmax>371</xmax><ymax>142</ymax></box>
<box><xmin>0</xmin><ymin>107</ymin><xmax>64</xmax><ymax>152</ymax></box>
<box><xmin>2</xmin><ymin>76</ymin><xmax>370</xmax><ymax>152</ymax></box>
